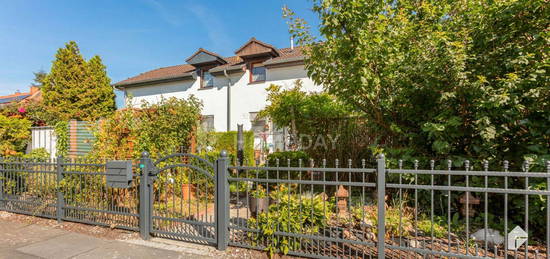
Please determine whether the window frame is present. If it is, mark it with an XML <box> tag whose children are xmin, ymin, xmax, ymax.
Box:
<box><xmin>249</xmin><ymin>61</ymin><xmax>266</xmax><ymax>84</ymax></box>
<box><xmin>200</xmin><ymin>69</ymin><xmax>214</xmax><ymax>89</ymax></box>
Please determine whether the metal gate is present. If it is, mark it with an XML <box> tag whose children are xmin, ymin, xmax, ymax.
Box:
<box><xmin>139</xmin><ymin>151</ymin><xmax>229</xmax><ymax>248</ymax></box>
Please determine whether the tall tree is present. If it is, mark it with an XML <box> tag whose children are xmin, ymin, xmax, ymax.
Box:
<box><xmin>42</xmin><ymin>41</ymin><xmax>115</xmax><ymax>122</ymax></box>
<box><xmin>31</xmin><ymin>70</ymin><xmax>47</xmax><ymax>88</ymax></box>
<box><xmin>82</xmin><ymin>55</ymin><xmax>116</xmax><ymax>119</ymax></box>
<box><xmin>285</xmin><ymin>0</ymin><xmax>549</xmax><ymax>162</ymax></box>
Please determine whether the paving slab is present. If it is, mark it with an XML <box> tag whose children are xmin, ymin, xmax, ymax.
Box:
<box><xmin>0</xmin><ymin>221</ymin><xmax>66</xmax><ymax>249</ymax></box>
<box><xmin>16</xmin><ymin>232</ymin><xmax>106</xmax><ymax>259</ymax></box>
<box><xmin>76</xmin><ymin>242</ymin><xmax>187</xmax><ymax>259</ymax></box>
<box><xmin>0</xmin><ymin>248</ymin><xmax>41</xmax><ymax>259</ymax></box>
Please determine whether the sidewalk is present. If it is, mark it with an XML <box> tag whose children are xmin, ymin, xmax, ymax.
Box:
<box><xmin>0</xmin><ymin>212</ymin><xmax>268</xmax><ymax>259</ymax></box>
<box><xmin>0</xmin><ymin>220</ymin><xmax>212</xmax><ymax>259</ymax></box>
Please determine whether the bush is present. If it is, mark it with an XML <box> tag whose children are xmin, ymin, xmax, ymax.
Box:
<box><xmin>0</xmin><ymin>114</ymin><xmax>32</xmax><ymax>157</ymax></box>
<box><xmin>198</xmin><ymin>131</ymin><xmax>254</xmax><ymax>165</ymax></box>
<box><xmin>248</xmin><ymin>184</ymin><xmax>333</xmax><ymax>257</ymax></box>
<box><xmin>92</xmin><ymin>97</ymin><xmax>202</xmax><ymax>159</ymax></box>
<box><xmin>267</xmin><ymin>151</ymin><xmax>310</xmax><ymax>167</ymax></box>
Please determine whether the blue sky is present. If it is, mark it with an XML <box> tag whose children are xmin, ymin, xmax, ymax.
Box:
<box><xmin>0</xmin><ymin>0</ymin><xmax>319</xmax><ymax>107</ymax></box>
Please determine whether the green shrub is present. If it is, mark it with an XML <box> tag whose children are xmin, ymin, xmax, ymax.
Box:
<box><xmin>92</xmin><ymin>97</ymin><xmax>202</xmax><ymax>159</ymax></box>
<box><xmin>198</xmin><ymin>131</ymin><xmax>254</xmax><ymax>165</ymax></box>
<box><xmin>266</xmin><ymin>151</ymin><xmax>310</xmax><ymax>167</ymax></box>
<box><xmin>0</xmin><ymin>114</ymin><xmax>32</xmax><ymax>157</ymax></box>
<box><xmin>248</xmin><ymin>185</ymin><xmax>333</xmax><ymax>257</ymax></box>
<box><xmin>23</xmin><ymin>148</ymin><xmax>51</xmax><ymax>160</ymax></box>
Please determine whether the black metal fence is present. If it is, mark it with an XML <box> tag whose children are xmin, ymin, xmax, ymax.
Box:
<box><xmin>1</xmin><ymin>154</ymin><xmax>549</xmax><ymax>259</ymax></box>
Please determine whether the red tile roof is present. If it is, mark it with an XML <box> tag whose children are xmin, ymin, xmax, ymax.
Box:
<box><xmin>115</xmin><ymin>45</ymin><xmax>304</xmax><ymax>87</ymax></box>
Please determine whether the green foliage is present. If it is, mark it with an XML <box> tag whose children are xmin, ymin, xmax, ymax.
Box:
<box><xmin>92</xmin><ymin>97</ymin><xmax>202</xmax><ymax>159</ymax></box>
<box><xmin>285</xmin><ymin>0</ymin><xmax>549</xmax><ymax>164</ymax></box>
<box><xmin>198</xmin><ymin>130</ymin><xmax>254</xmax><ymax>165</ymax></box>
<box><xmin>42</xmin><ymin>41</ymin><xmax>116</xmax><ymax>122</ymax></box>
<box><xmin>31</xmin><ymin>70</ymin><xmax>47</xmax><ymax>88</ymax></box>
<box><xmin>250</xmin><ymin>185</ymin><xmax>267</xmax><ymax>199</ymax></box>
<box><xmin>248</xmin><ymin>185</ymin><xmax>333</xmax><ymax>257</ymax></box>
<box><xmin>259</xmin><ymin>81</ymin><xmax>374</xmax><ymax>162</ymax></box>
<box><xmin>23</xmin><ymin>148</ymin><xmax>50</xmax><ymax>160</ymax></box>
<box><xmin>266</xmin><ymin>151</ymin><xmax>309</xmax><ymax>167</ymax></box>
<box><xmin>54</xmin><ymin>121</ymin><xmax>69</xmax><ymax>157</ymax></box>
<box><xmin>0</xmin><ymin>114</ymin><xmax>32</xmax><ymax>157</ymax></box>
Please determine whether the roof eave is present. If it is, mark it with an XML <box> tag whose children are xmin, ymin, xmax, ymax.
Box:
<box><xmin>263</xmin><ymin>56</ymin><xmax>305</xmax><ymax>67</ymax></box>
<box><xmin>114</xmin><ymin>73</ymin><xmax>194</xmax><ymax>89</ymax></box>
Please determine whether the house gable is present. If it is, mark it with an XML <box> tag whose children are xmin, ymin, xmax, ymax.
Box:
<box><xmin>186</xmin><ymin>48</ymin><xmax>227</xmax><ymax>67</ymax></box>
<box><xmin>235</xmin><ymin>38</ymin><xmax>280</xmax><ymax>59</ymax></box>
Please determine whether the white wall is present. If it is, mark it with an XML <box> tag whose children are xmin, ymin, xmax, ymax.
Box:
<box><xmin>125</xmin><ymin>64</ymin><xmax>321</xmax><ymax>134</ymax></box>
<box><xmin>29</xmin><ymin>126</ymin><xmax>57</xmax><ymax>158</ymax></box>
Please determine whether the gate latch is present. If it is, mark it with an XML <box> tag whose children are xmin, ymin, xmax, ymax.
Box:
<box><xmin>106</xmin><ymin>160</ymin><xmax>133</xmax><ymax>188</ymax></box>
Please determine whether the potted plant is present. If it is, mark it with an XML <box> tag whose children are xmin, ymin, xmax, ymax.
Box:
<box><xmin>249</xmin><ymin>185</ymin><xmax>269</xmax><ymax>217</ymax></box>
<box><xmin>181</xmin><ymin>170</ymin><xmax>196</xmax><ymax>200</ymax></box>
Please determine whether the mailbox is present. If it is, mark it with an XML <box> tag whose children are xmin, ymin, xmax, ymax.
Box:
<box><xmin>106</xmin><ymin>160</ymin><xmax>133</xmax><ymax>188</ymax></box>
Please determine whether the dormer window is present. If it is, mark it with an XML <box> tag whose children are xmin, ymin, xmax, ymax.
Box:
<box><xmin>201</xmin><ymin>70</ymin><xmax>214</xmax><ymax>88</ymax></box>
<box><xmin>250</xmin><ymin>62</ymin><xmax>266</xmax><ymax>83</ymax></box>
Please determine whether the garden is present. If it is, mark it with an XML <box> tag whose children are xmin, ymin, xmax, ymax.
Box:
<box><xmin>0</xmin><ymin>0</ymin><xmax>548</xmax><ymax>258</ymax></box>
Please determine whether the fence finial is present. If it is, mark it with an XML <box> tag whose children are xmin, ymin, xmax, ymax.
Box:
<box><xmin>464</xmin><ymin>160</ymin><xmax>470</xmax><ymax>170</ymax></box>
<box><xmin>430</xmin><ymin>160</ymin><xmax>435</xmax><ymax>170</ymax></box>
<box><xmin>398</xmin><ymin>159</ymin><xmax>403</xmax><ymax>169</ymax></box>
<box><xmin>503</xmin><ymin>160</ymin><xmax>509</xmax><ymax>171</ymax></box>
<box><xmin>483</xmin><ymin>160</ymin><xmax>489</xmax><ymax>171</ymax></box>
<box><xmin>447</xmin><ymin>159</ymin><xmax>452</xmax><ymax>169</ymax></box>
<box><xmin>141</xmin><ymin>151</ymin><xmax>150</xmax><ymax>158</ymax></box>
<box><xmin>546</xmin><ymin>160</ymin><xmax>550</xmax><ymax>171</ymax></box>
<box><xmin>219</xmin><ymin>150</ymin><xmax>228</xmax><ymax>158</ymax></box>
<box><xmin>414</xmin><ymin>159</ymin><xmax>419</xmax><ymax>170</ymax></box>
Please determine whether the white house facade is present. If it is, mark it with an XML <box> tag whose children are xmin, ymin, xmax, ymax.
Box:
<box><xmin>114</xmin><ymin>38</ymin><xmax>320</xmax><ymax>154</ymax></box>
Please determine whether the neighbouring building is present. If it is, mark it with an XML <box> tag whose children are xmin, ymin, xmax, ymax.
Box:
<box><xmin>0</xmin><ymin>86</ymin><xmax>41</xmax><ymax>108</ymax></box>
<box><xmin>114</xmin><ymin>38</ymin><xmax>321</xmax><ymax>156</ymax></box>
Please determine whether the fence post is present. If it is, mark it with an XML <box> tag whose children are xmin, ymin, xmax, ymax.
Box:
<box><xmin>56</xmin><ymin>156</ymin><xmax>64</xmax><ymax>223</ymax></box>
<box><xmin>215</xmin><ymin>150</ymin><xmax>229</xmax><ymax>250</ymax></box>
<box><xmin>139</xmin><ymin>151</ymin><xmax>152</xmax><ymax>240</ymax></box>
<box><xmin>376</xmin><ymin>154</ymin><xmax>386</xmax><ymax>258</ymax></box>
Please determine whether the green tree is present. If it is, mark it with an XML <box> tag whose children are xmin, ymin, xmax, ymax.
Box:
<box><xmin>259</xmin><ymin>80</ymin><xmax>351</xmax><ymax>150</ymax></box>
<box><xmin>285</xmin><ymin>0</ymin><xmax>549</xmax><ymax>163</ymax></box>
<box><xmin>31</xmin><ymin>70</ymin><xmax>47</xmax><ymax>88</ymax></box>
<box><xmin>42</xmin><ymin>41</ymin><xmax>115</xmax><ymax>122</ymax></box>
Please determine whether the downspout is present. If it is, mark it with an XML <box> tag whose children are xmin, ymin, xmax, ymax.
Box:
<box><xmin>223</xmin><ymin>69</ymin><xmax>232</xmax><ymax>131</ymax></box>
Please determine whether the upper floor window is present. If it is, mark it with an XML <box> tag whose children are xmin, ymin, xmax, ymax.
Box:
<box><xmin>250</xmin><ymin>63</ymin><xmax>266</xmax><ymax>83</ymax></box>
<box><xmin>201</xmin><ymin>70</ymin><xmax>214</xmax><ymax>88</ymax></box>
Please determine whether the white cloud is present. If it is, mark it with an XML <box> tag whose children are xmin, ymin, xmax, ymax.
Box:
<box><xmin>186</xmin><ymin>2</ymin><xmax>234</xmax><ymax>55</ymax></box>
<box><xmin>142</xmin><ymin>0</ymin><xmax>184</xmax><ymax>26</ymax></box>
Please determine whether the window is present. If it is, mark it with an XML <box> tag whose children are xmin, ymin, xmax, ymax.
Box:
<box><xmin>201</xmin><ymin>70</ymin><xmax>214</xmax><ymax>88</ymax></box>
<box><xmin>201</xmin><ymin>115</ymin><xmax>214</xmax><ymax>131</ymax></box>
<box><xmin>250</xmin><ymin>112</ymin><xmax>267</xmax><ymax>135</ymax></box>
<box><xmin>250</xmin><ymin>63</ymin><xmax>266</xmax><ymax>83</ymax></box>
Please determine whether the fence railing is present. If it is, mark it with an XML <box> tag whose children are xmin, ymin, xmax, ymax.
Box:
<box><xmin>0</xmin><ymin>157</ymin><xmax>140</xmax><ymax>231</ymax></box>
<box><xmin>0</xmin><ymin>154</ymin><xmax>548</xmax><ymax>259</ymax></box>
